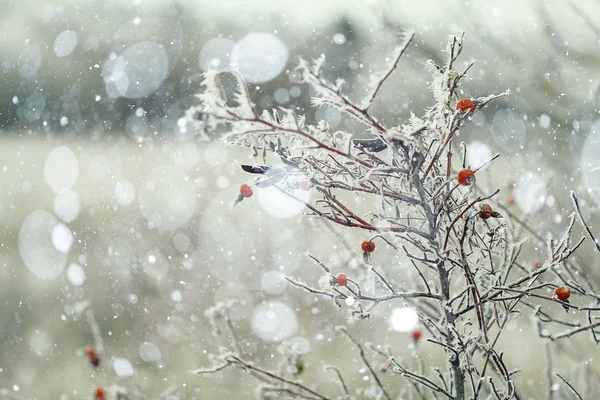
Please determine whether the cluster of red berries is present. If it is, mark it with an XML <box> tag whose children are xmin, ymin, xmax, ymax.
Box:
<box><xmin>454</xmin><ymin>99</ymin><xmax>477</xmax><ymax>187</ymax></box>
<box><xmin>83</xmin><ymin>347</ymin><xmax>104</xmax><ymax>399</ymax></box>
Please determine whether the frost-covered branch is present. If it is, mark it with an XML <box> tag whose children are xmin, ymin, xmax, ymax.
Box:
<box><xmin>188</xmin><ymin>31</ymin><xmax>600</xmax><ymax>400</ymax></box>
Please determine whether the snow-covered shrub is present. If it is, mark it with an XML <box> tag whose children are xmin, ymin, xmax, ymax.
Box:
<box><xmin>188</xmin><ymin>33</ymin><xmax>598</xmax><ymax>400</ymax></box>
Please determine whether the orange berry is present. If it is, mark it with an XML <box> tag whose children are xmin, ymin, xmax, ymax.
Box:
<box><xmin>240</xmin><ymin>184</ymin><xmax>253</xmax><ymax>198</ymax></box>
<box><xmin>85</xmin><ymin>346</ymin><xmax>100</xmax><ymax>367</ymax></box>
<box><xmin>411</xmin><ymin>329</ymin><xmax>422</xmax><ymax>341</ymax></box>
<box><xmin>456</xmin><ymin>99</ymin><xmax>475</xmax><ymax>113</ymax></box>
<box><xmin>361</xmin><ymin>241</ymin><xmax>375</xmax><ymax>252</ymax></box>
<box><xmin>555</xmin><ymin>286</ymin><xmax>570</xmax><ymax>301</ymax></box>
<box><xmin>479</xmin><ymin>204</ymin><xmax>493</xmax><ymax>219</ymax></box>
<box><xmin>457</xmin><ymin>169</ymin><xmax>475</xmax><ymax>186</ymax></box>
<box><xmin>337</xmin><ymin>273</ymin><xmax>348</xmax><ymax>286</ymax></box>
<box><xmin>95</xmin><ymin>387</ymin><xmax>105</xmax><ymax>400</ymax></box>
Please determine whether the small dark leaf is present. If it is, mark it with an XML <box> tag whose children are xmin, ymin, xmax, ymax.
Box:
<box><xmin>233</xmin><ymin>194</ymin><xmax>244</xmax><ymax>206</ymax></box>
<box><xmin>241</xmin><ymin>164</ymin><xmax>269</xmax><ymax>174</ymax></box>
<box><xmin>352</xmin><ymin>138</ymin><xmax>388</xmax><ymax>153</ymax></box>
<box><xmin>562</xmin><ymin>299</ymin><xmax>570</xmax><ymax>313</ymax></box>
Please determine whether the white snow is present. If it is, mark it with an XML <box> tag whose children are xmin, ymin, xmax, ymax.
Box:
<box><xmin>67</xmin><ymin>263</ymin><xmax>86</xmax><ymax>286</ymax></box>
<box><xmin>467</xmin><ymin>141</ymin><xmax>492</xmax><ymax>171</ymax></box>
<box><xmin>18</xmin><ymin>210</ymin><xmax>68</xmax><ymax>280</ymax></box>
<box><xmin>251</xmin><ymin>301</ymin><xmax>298</xmax><ymax>342</ymax></box>
<box><xmin>491</xmin><ymin>108</ymin><xmax>526</xmax><ymax>152</ymax></box>
<box><xmin>89</xmin><ymin>155</ymin><xmax>110</xmax><ymax>180</ymax></box>
<box><xmin>213</xmin><ymin>283</ymin><xmax>254</xmax><ymax>320</ymax></box>
<box><xmin>287</xmin><ymin>336</ymin><xmax>311</xmax><ymax>354</ymax></box>
<box><xmin>198</xmin><ymin>37</ymin><xmax>235</xmax><ymax>72</ymax></box>
<box><xmin>257</xmin><ymin>181</ymin><xmax>311</xmax><ymax>219</ymax></box>
<box><xmin>138</xmin><ymin>166</ymin><xmax>196</xmax><ymax>231</ymax></box>
<box><xmin>53</xmin><ymin>30</ymin><xmax>78</xmax><ymax>57</ymax></box>
<box><xmin>539</xmin><ymin>114</ymin><xmax>551</xmax><ymax>129</ymax></box>
<box><xmin>513</xmin><ymin>171</ymin><xmax>547</xmax><ymax>214</ymax></box>
<box><xmin>51</xmin><ymin>223</ymin><xmax>74</xmax><ymax>253</ymax></box>
<box><xmin>23</xmin><ymin>92</ymin><xmax>46</xmax><ymax>122</ymax></box>
<box><xmin>113</xmin><ymin>357</ymin><xmax>134</xmax><ymax>377</ymax></box>
<box><xmin>171</xmin><ymin>145</ymin><xmax>199</xmax><ymax>170</ymax></box>
<box><xmin>171</xmin><ymin>290</ymin><xmax>182</xmax><ymax>302</ymax></box>
<box><xmin>53</xmin><ymin>188</ymin><xmax>81</xmax><ymax>223</ymax></box>
<box><xmin>202</xmin><ymin>142</ymin><xmax>229</xmax><ymax>167</ymax></box>
<box><xmin>273</xmin><ymin>88</ymin><xmax>290</xmax><ymax>104</ymax></box>
<box><xmin>333</xmin><ymin>33</ymin><xmax>347</xmax><ymax>44</ymax></box>
<box><xmin>315</xmin><ymin>106</ymin><xmax>342</xmax><ymax>128</ymax></box>
<box><xmin>114</xmin><ymin>180</ymin><xmax>136</xmax><ymax>206</ymax></box>
<box><xmin>389</xmin><ymin>307</ymin><xmax>419</xmax><ymax>332</ymax></box>
<box><xmin>102</xmin><ymin>41</ymin><xmax>169</xmax><ymax>99</ymax></box>
<box><xmin>172</xmin><ymin>232</ymin><xmax>191</xmax><ymax>252</ymax></box>
<box><xmin>215</xmin><ymin>175</ymin><xmax>230</xmax><ymax>189</ymax></box>
<box><xmin>139</xmin><ymin>342</ymin><xmax>162</xmax><ymax>362</ymax></box>
<box><xmin>44</xmin><ymin>146</ymin><xmax>79</xmax><ymax>193</ymax></box>
<box><xmin>580</xmin><ymin>120</ymin><xmax>600</xmax><ymax>207</ymax></box>
<box><xmin>125</xmin><ymin>114</ymin><xmax>149</xmax><ymax>141</ymax></box>
<box><xmin>143</xmin><ymin>250</ymin><xmax>169</xmax><ymax>280</ymax></box>
<box><xmin>230</xmin><ymin>33</ymin><xmax>288</xmax><ymax>84</ymax></box>
<box><xmin>18</xmin><ymin>45</ymin><xmax>42</xmax><ymax>78</ymax></box>
<box><xmin>260</xmin><ymin>270</ymin><xmax>287</xmax><ymax>295</ymax></box>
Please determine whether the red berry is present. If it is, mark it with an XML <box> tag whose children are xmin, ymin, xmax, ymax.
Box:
<box><xmin>337</xmin><ymin>273</ymin><xmax>348</xmax><ymax>286</ymax></box>
<box><xmin>240</xmin><ymin>184</ymin><xmax>253</xmax><ymax>198</ymax></box>
<box><xmin>411</xmin><ymin>329</ymin><xmax>422</xmax><ymax>341</ymax></box>
<box><xmin>95</xmin><ymin>387</ymin><xmax>105</xmax><ymax>400</ymax></box>
<box><xmin>456</xmin><ymin>99</ymin><xmax>475</xmax><ymax>113</ymax></box>
<box><xmin>507</xmin><ymin>197</ymin><xmax>516</xmax><ymax>207</ymax></box>
<box><xmin>85</xmin><ymin>346</ymin><xmax>100</xmax><ymax>367</ymax></box>
<box><xmin>361</xmin><ymin>241</ymin><xmax>375</xmax><ymax>253</ymax></box>
<box><xmin>555</xmin><ymin>286</ymin><xmax>570</xmax><ymax>301</ymax></box>
<box><xmin>457</xmin><ymin>169</ymin><xmax>475</xmax><ymax>186</ymax></box>
<box><xmin>300</xmin><ymin>180</ymin><xmax>312</xmax><ymax>191</ymax></box>
<box><xmin>479</xmin><ymin>204</ymin><xmax>493</xmax><ymax>219</ymax></box>
<box><xmin>533</xmin><ymin>260</ymin><xmax>543</xmax><ymax>269</ymax></box>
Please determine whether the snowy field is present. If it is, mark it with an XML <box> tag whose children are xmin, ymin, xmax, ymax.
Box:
<box><xmin>2</xmin><ymin>1</ymin><xmax>600</xmax><ymax>399</ymax></box>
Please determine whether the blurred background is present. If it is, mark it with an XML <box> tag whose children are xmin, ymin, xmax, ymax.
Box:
<box><xmin>2</xmin><ymin>0</ymin><xmax>600</xmax><ymax>398</ymax></box>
